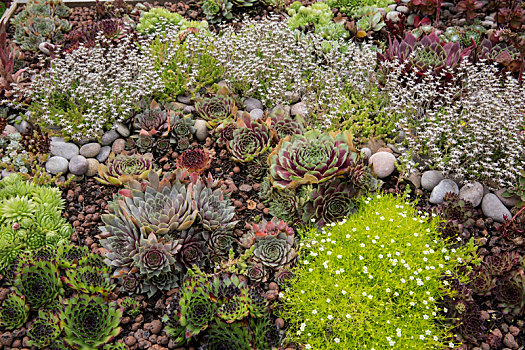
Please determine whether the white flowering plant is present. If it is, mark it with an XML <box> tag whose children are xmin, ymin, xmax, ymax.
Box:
<box><xmin>279</xmin><ymin>194</ymin><xmax>476</xmax><ymax>349</ymax></box>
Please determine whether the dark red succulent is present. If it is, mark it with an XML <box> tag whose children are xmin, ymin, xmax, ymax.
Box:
<box><xmin>468</xmin><ymin>268</ymin><xmax>496</xmax><ymax>295</ymax></box>
<box><xmin>456</xmin><ymin>0</ymin><xmax>483</xmax><ymax>21</ymax></box>
<box><xmin>177</xmin><ymin>229</ymin><xmax>207</xmax><ymax>269</ymax></box>
<box><xmin>495</xmin><ymin>272</ymin><xmax>525</xmax><ymax>315</ymax></box>
<box><xmin>176</xmin><ymin>148</ymin><xmax>213</xmax><ymax>175</ymax></box>
<box><xmin>484</xmin><ymin>251</ymin><xmax>519</xmax><ymax>276</ymax></box>
<box><xmin>457</xmin><ymin>307</ymin><xmax>485</xmax><ymax>343</ymax></box>
<box><xmin>434</xmin><ymin>193</ymin><xmax>478</xmax><ymax>241</ymax></box>
<box><xmin>408</xmin><ymin>0</ymin><xmax>441</xmax><ymax>16</ymax></box>
<box><xmin>496</xmin><ymin>7</ymin><xmax>525</xmax><ymax>31</ymax></box>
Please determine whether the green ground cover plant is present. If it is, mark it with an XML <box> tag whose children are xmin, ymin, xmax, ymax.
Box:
<box><xmin>279</xmin><ymin>194</ymin><xmax>475</xmax><ymax>349</ymax></box>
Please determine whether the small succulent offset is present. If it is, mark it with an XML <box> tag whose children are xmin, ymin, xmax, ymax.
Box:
<box><xmin>228</xmin><ymin>113</ymin><xmax>273</xmax><ymax>163</ymax></box>
<box><xmin>14</xmin><ymin>260</ymin><xmax>62</xmax><ymax>309</ymax></box>
<box><xmin>484</xmin><ymin>251</ymin><xmax>519</xmax><ymax>276</ymax></box>
<box><xmin>95</xmin><ymin>153</ymin><xmax>158</xmax><ymax>186</ymax></box>
<box><xmin>176</xmin><ymin>148</ymin><xmax>213</xmax><ymax>174</ymax></box>
<box><xmin>0</xmin><ymin>293</ymin><xmax>29</xmax><ymax>330</ymax></box>
<box><xmin>121</xmin><ymin>296</ymin><xmax>141</xmax><ymax>317</ymax></box>
<box><xmin>269</xmin><ymin>130</ymin><xmax>358</xmax><ymax>190</ymax></box>
<box><xmin>434</xmin><ymin>193</ymin><xmax>478</xmax><ymax>241</ymax></box>
<box><xmin>12</xmin><ymin>0</ymin><xmax>72</xmax><ymax>51</ymax></box>
<box><xmin>252</xmin><ymin>230</ymin><xmax>297</xmax><ymax>270</ymax></box>
<box><xmin>27</xmin><ymin>311</ymin><xmax>62</xmax><ymax>348</ymax></box>
<box><xmin>133</xmin><ymin>100</ymin><xmax>170</xmax><ymax>136</ymax></box>
<box><xmin>170</xmin><ymin>112</ymin><xmax>196</xmax><ymax>151</ymax></box>
<box><xmin>201</xmin><ymin>0</ymin><xmax>234</xmax><ymax>23</ymax></box>
<box><xmin>268</xmin><ymin>107</ymin><xmax>303</xmax><ymax>141</ymax></box>
<box><xmin>60</xmin><ymin>295</ymin><xmax>122</xmax><ymax>349</ymax></box>
<box><xmin>495</xmin><ymin>272</ymin><xmax>525</xmax><ymax>315</ymax></box>
<box><xmin>195</xmin><ymin>94</ymin><xmax>238</xmax><ymax>129</ymax></box>
<box><xmin>62</xmin><ymin>264</ymin><xmax>115</xmax><ymax>294</ymax></box>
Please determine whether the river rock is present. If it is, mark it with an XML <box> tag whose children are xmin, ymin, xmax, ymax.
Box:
<box><xmin>115</xmin><ymin>122</ymin><xmax>130</xmax><ymax>137</ymax></box>
<box><xmin>194</xmin><ymin>119</ymin><xmax>208</xmax><ymax>142</ymax></box>
<box><xmin>80</xmin><ymin>143</ymin><xmax>101</xmax><ymax>158</ymax></box>
<box><xmin>369</xmin><ymin>151</ymin><xmax>396</xmax><ymax>178</ymax></box>
<box><xmin>96</xmin><ymin>146</ymin><xmax>111</xmax><ymax>163</ymax></box>
<box><xmin>290</xmin><ymin>102</ymin><xmax>307</xmax><ymax>117</ymax></box>
<box><xmin>459</xmin><ymin>181</ymin><xmax>484</xmax><ymax>207</ymax></box>
<box><xmin>51</xmin><ymin>141</ymin><xmax>79</xmax><ymax>160</ymax></box>
<box><xmin>250</xmin><ymin>108</ymin><xmax>264</xmax><ymax>121</ymax></box>
<box><xmin>495</xmin><ymin>189</ymin><xmax>521</xmax><ymax>208</ymax></box>
<box><xmin>421</xmin><ymin>170</ymin><xmax>444</xmax><ymax>191</ymax></box>
<box><xmin>429</xmin><ymin>179</ymin><xmax>459</xmax><ymax>204</ymax></box>
<box><xmin>361</xmin><ymin>147</ymin><xmax>372</xmax><ymax>159</ymax></box>
<box><xmin>2</xmin><ymin>125</ymin><xmax>17</xmax><ymax>135</ymax></box>
<box><xmin>482</xmin><ymin>193</ymin><xmax>512</xmax><ymax>223</ymax></box>
<box><xmin>243</xmin><ymin>98</ymin><xmax>263</xmax><ymax>112</ymax></box>
<box><xmin>101</xmin><ymin>130</ymin><xmax>119</xmax><ymax>146</ymax></box>
<box><xmin>46</xmin><ymin>156</ymin><xmax>69</xmax><ymax>175</ymax></box>
<box><xmin>177</xmin><ymin>95</ymin><xmax>192</xmax><ymax>104</ymax></box>
<box><xmin>69</xmin><ymin>155</ymin><xmax>89</xmax><ymax>175</ymax></box>
<box><xmin>86</xmin><ymin>158</ymin><xmax>100</xmax><ymax>177</ymax></box>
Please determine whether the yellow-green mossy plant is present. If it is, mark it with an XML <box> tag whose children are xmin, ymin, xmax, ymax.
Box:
<box><xmin>279</xmin><ymin>194</ymin><xmax>476</xmax><ymax>349</ymax></box>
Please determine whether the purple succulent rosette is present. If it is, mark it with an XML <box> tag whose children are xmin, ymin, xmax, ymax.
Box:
<box><xmin>269</xmin><ymin>130</ymin><xmax>357</xmax><ymax>190</ymax></box>
<box><xmin>227</xmin><ymin>112</ymin><xmax>272</xmax><ymax>163</ymax></box>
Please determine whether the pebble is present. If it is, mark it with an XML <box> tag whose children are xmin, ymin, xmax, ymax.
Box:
<box><xmin>397</xmin><ymin>5</ymin><xmax>409</xmax><ymax>13</ymax></box>
<box><xmin>270</xmin><ymin>104</ymin><xmax>291</xmax><ymax>117</ymax></box>
<box><xmin>14</xmin><ymin>119</ymin><xmax>32</xmax><ymax>134</ymax></box>
<box><xmin>169</xmin><ymin>102</ymin><xmax>187</xmax><ymax>110</ymax></box>
<box><xmin>125</xmin><ymin>336</ymin><xmax>137</xmax><ymax>347</ymax></box>
<box><xmin>0</xmin><ymin>332</ymin><xmax>13</xmax><ymax>346</ymax></box>
<box><xmin>284</xmin><ymin>91</ymin><xmax>301</xmax><ymax>103</ymax></box>
<box><xmin>112</xmin><ymin>138</ymin><xmax>126</xmax><ymax>154</ymax></box>
<box><xmin>481</xmin><ymin>20</ymin><xmax>495</xmax><ymax>28</ymax></box>
<box><xmin>177</xmin><ymin>95</ymin><xmax>192</xmax><ymax>104</ymax></box>
<box><xmin>115</xmin><ymin>122</ymin><xmax>130</xmax><ymax>137</ymax></box>
<box><xmin>503</xmin><ymin>333</ymin><xmax>518</xmax><ymax>349</ymax></box>
<box><xmin>387</xmin><ymin>4</ymin><xmax>397</xmax><ymax>10</ymax></box>
<box><xmin>51</xmin><ymin>141</ymin><xmax>80</xmax><ymax>160</ymax></box>
<box><xmin>386</xmin><ymin>10</ymin><xmax>401</xmax><ymax>22</ymax></box>
<box><xmin>421</xmin><ymin>170</ymin><xmax>444</xmax><ymax>191</ymax></box>
<box><xmin>45</xmin><ymin>156</ymin><xmax>69</xmax><ymax>175</ymax></box>
<box><xmin>509</xmin><ymin>326</ymin><xmax>520</xmax><ymax>336</ymax></box>
<box><xmin>80</xmin><ymin>143</ymin><xmax>101</xmax><ymax>158</ymax></box>
<box><xmin>408</xmin><ymin>172</ymin><xmax>421</xmax><ymax>189</ymax></box>
<box><xmin>429</xmin><ymin>179</ymin><xmax>459</xmax><ymax>204</ymax></box>
<box><xmin>250</xmin><ymin>108</ymin><xmax>264</xmax><ymax>121</ymax></box>
<box><xmin>459</xmin><ymin>181</ymin><xmax>484</xmax><ymax>207</ymax></box>
<box><xmin>145</xmin><ymin>320</ymin><xmax>163</xmax><ymax>334</ymax></box>
<box><xmin>69</xmin><ymin>155</ymin><xmax>89</xmax><ymax>175</ymax></box>
<box><xmin>290</xmin><ymin>101</ymin><xmax>307</xmax><ymax>117</ymax></box>
<box><xmin>86</xmin><ymin>158</ymin><xmax>100</xmax><ymax>177</ymax></box>
<box><xmin>239</xmin><ymin>184</ymin><xmax>253</xmax><ymax>192</ymax></box>
<box><xmin>369</xmin><ymin>151</ymin><xmax>396</xmax><ymax>178</ymax></box>
<box><xmin>217</xmin><ymin>80</ymin><xmax>229</xmax><ymax>89</ymax></box>
<box><xmin>361</xmin><ymin>147</ymin><xmax>372</xmax><ymax>159</ymax></box>
<box><xmin>183</xmin><ymin>105</ymin><xmax>196</xmax><ymax>114</ymax></box>
<box><xmin>2</xmin><ymin>125</ymin><xmax>17</xmax><ymax>135</ymax></box>
<box><xmin>495</xmin><ymin>189</ymin><xmax>520</xmax><ymax>208</ymax></box>
<box><xmin>194</xmin><ymin>119</ymin><xmax>208</xmax><ymax>141</ymax></box>
<box><xmin>407</xmin><ymin>13</ymin><xmax>416</xmax><ymax>26</ymax></box>
<box><xmin>96</xmin><ymin>146</ymin><xmax>111</xmax><ymax>163</ymax></box>
<box><xmin>243</xmin><ymin>97</ymin><xmax>264</xmax><ymax>112</ymax></box>
<box><xmin>482</xmin><ymin>193</ymin><xmax>512</xmax><ymax>223</ymax></box>
<box><xmin>101</xmin><ymin>129</ymin><xmax>119</xmax><ymax>146</ymax></box>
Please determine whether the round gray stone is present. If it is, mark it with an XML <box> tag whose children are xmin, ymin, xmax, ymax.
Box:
<box><xmin>101</xmin><ymin>130</ymin><xmax>119</xmax><ymax>146</ymax></box>
<box><xmin>86</xmin><ymin>158</ymin><xmax>100</xmax><ymax>177</ymax></box>
<box><xmin>14</xmin><ymin>120</ymin><xmax>32</xmax><ymax>134</ymax></box>
<box><xmin>270</xmin><ymin>105</ymin><xmax>291</xmax><ymax>118</ymax></box>
<box><xmin>243</xmin><ymin>98</ymin><xmax>263</xmax><ymax>112</ymax></box>
<box><xmin>459</xmin><ymin>182</ymin><xmax>484</xmax><ymax>207</ymax></box>
<box><xmin>194</xmin><ymin>119</ymin><xmax>208</xmax><ymax>142</ymax></box>
<box><xmin>177</xmin><ymin>95</ymin><xmax>192</xmax><ymax>104</ymax></box>
<box><xmin>361</xmin><ymin>147</ymin><xmax>372</xmax><ymax>159</ymax></box>
<box><xmin>69</xmin><ymin>155</ymin><xmax>89</xmax><ymax>175</ymax></box>
<box><xmin>96</xmin><ymin>146</ymin><xmax>111</xmax><ymax>163</ymax></box>
<box><xmin>369</xmin><ymin>151</ymin><xmax>396</xmax><ymax>178</ymax></box>
<box><xmin>183</xmin><ymin>105</ymin><xmax>196</xmax><ymax>114</ymax></box>
<box><xmin>112</xmin><ymin>139</ymin><xmax>125</xmax><ymax>154</ymax></box>
<box><xmin>421</xmin><ymin>170</ymin><xmax>444</xmax><ymax>191</ymax></box>
<box><xmin>46</xmin><ymin>156</ymin><xmax>69</xmax><ymax>175</ymax></box>
<box><xmin>250</xmin><ymin>108</ymin><xmax>264</xmax><ymax>121</ymax></box>
<box><xmin>482</xmin><ymin>193</ymin><xmax>512</xmax><ymax>223</ymax></box>
<box><xmin>115</xmin><ymin>122</ymin><xmax>130</xmax><ymax>138</ymax></box>
<box><xmin>3</xmin><ymin>125</ymin><xmax>18</xmax><ymax>135</ymax></box>
<box><xmin>407</xmin><ymin>172</ymin><xmax>422</xmax><ymax>189</ymax></box>
<box><xmin>495</xmin><ymin>189</ymin><xmax>520</xmax><ymax>208</ymax></box>
<box><xmin>397</xmin><ymin>5</ymin><xmax>409</xmax><ymax>13</ymax></box>
<box><xmin>80</xmin><ymin>143</ymin><xmax>101</xmax><ymax>158</ymax></box>
<box><xmin>290</xmin><ymin>102</ymin><xmax>307</xmax><ymax>117</ymax></box>
<box><xmin>284</xmin><ymin>91</ymin><xmax>301</xmax><ymax>103</ymax></box>
<box><xmin>429</xmin><ymin>179</ymin><xmax>459</xmax><ymax>204</ymax></box>
<box><xmin>51</xmin><ymin>141</ymin><xmax>79</xmax><ymax>160</ymax></box>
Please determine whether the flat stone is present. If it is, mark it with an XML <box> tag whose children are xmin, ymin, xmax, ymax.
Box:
<box><xmin>194</xmin><ymin>119</ymin><xmax>208</xmax><ymax>142</ymax></box>
<box><xmin>69</xmin><ymin>155</ymin><xmax>89</xmax><ymax>175</ymax></box>
<box><xmin>46</xmin><ymin>156</ymin><xmax>69</xmax><ymax>175</ymax></box>
<box><xmin>421</xmin><ymin>170</ymin><xmax>444</xmax><ymax>191</ymax></box>
<box><xmin>67</xmin><ymin>173</ymin><xmax>84</xmax><ymax>182</ymax></box>
<box><xmin>86</xmin><ymin>158</ymin><xmax>100</xmax><ymax>177</ymax></box>
<box><xmin>397</xmin><ymin>5</ymin><xmax>409</xmax><ymax>13</ymax></box>
<box><xmin>79</xmin><ymin>143</ymin><xmax>101</xmax><ymax>158</ymax></box>
<box><xmin>369</xmin><ymin>151</ymin><xmax>396</xmax><ymax>178</ymax></box>
<box><xmin>183</xmin><ymin>105</ymin><xmax>196</xmax><ymax>114</ymax></box>
<box><xmin>96</xmin><ymin>146</ymin><xmax>111</xmax><ymax>163</ymax></box>
<box><xmin>14</xmin><ymin>120</ymin><xmax>32</xmax><ymax>134</ymax></box>
<box><xmin>243</xmin><ymin>97</ymin><xmax>263</xmax><ymax>112</ymax></box>
<box><xmin>51</xmin><ymin>141</ymin><xmax>79</xmax><ymax>160</ymax></box>
<box><xmin>169</xmin><ymin>102</ymin><xmax>187</xmax><ymax>110</ymax></box>
<box><xmin>177</xmin><ymin>95</ymin><xmax>192</xmax><ymax>104</ymax></box>
<box><xmin>407</xmin><ymin>13</ymin><xmax>416</xmax><ymax>26</ymax></box>
<box><xmin>101</xmin><ymin>130</ymin><xmax>119</xmax><ymax>146</ymax></box>
<box><xmin>482</xmin><ymin>193</ymin><xmax>512</xmax><ymax>223</ymax></box>
<box><xmin>459</xmin><ymin>181</ymin><xmax>484</xmax><ymax>207</ymax></box>
<box><xmin>361</xmin><ymin>147</ymin><xmax>372</xmax><ymax>159</ymax></box>
<box><xmin>112</xmin><ymin>138</ymin><xmax>125</xmax><ymax>154</ymax></box>
<box><xmin>429</xmin><ymin>179</ymin><xmax>459</xmax><ymax>204</ymax></box>
<box><xmin>407</xmin><ymin>171</ymin><xmax>421</xmax><ymax>189</ymax></box>
<box><xmin>115</xmin><ymin>122</ymin><xmax>130</xmax><ymax>137</ymax></box>
<box><xmin>290</xmin><ymin>102</ymin><xmax>307</xmax><ymax>117</ymax></box>
<box><xmin>503</xmin><ymin>333</ymin><xmax>518</xmax><ymax>349</ymax></box>
<box><xmin>386</xmin><ymin>10</ymin><xmax>401</xmax><ymax>22</ymax></box>
<box><xmin>217</xmin><ymin>80</ymin><xmax>229</xmax><ymax>89</ymax></box>
<box><xmin>2</xmin><ymin>125</ymin><xmax>17</xmax><ymax>135</ymax></box>
<box><xmin>495</xmin><ymin>189</ymin><xmax>520</xmax><ymax>208</ymax></box>
<box><xmin>51</xmin><ymin>136</ymin><xmax>65</xmax><ymax>143</ymax></box>
<box><xmin>284</xmin><ymin>91</ymin><xmax>300</xmax><ymax>103</ymax></box>
<box><xmin>250</xmin><ymin>108</ymin><xmax>264</xmax><ymax>121</ymax></box>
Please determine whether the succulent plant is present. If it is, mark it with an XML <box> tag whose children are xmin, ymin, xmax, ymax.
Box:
<box><xmin>245</xmin><ymin>262</ymin><xmax>268</xmax><ymax>283</ymax></box>
<box><xmin>204</xmin><ymin>321</ymin><xmax>254</xmax><ymax>349</ymax></box>
<box><xmin>246</xmin><ymin>153</ymin><xmax>269</xmax><ymax>181</ymax></box>
<box><xmin>457</xmin><ymin>307</ymin><xmax>485</xmax><ymax>343</ymax></box>
<box><xmin>121</xmin><ymin>296</ymin><xmax>141</xmax><ymax>317</ymax></box>
<box><xmin>275</xmin><ymin>268</ymin><xmax>295</xmax><ymax>286</ymax></box>
<box><xmin>228</xmin><ymin>113</ymin><xmax>273</xmax><ymax>163</ymax></box>
<box><xmin>243</xmin><ymin>218</ymin><xmax>294</xmax><ymax>249</ymax></box>
<box><xmin>14</xmin><ymin>260</ymin><xmax>61</xmax><ymax>309</ymax></box>
<box><xmin>63</xmin><ymin>18</ymin><xmax>125</xmax><ymax>52</ymax></box>
<box><xmin>209</xmin><ymin>231</ymin><xmax>235</xmax><ymax>257</ymax></box>
<box><xmin>231</xmin><ymin>0</ymin><xmax>258</xmax><ymax>6</ymax></box>
<box><xmin>119</xmin><ymin>272</ymin><xmax>142</xmax><ymax>294</ymax></box>
<box><xmin>133</xmin><ymin>134</ymin><xmax>156</xmax><ymax>154</ymax></box>
<box><xmin>178</xmin><ymin>228</ymin><xmax>207</xmax><ymax>269</ymax></box>
<box><xmin>96</xmin><ymin>153</ymin><xmax>157</xmax><ymax>186</ymax></box>
<box><xmin>201</xmin><ymin>0</ymin><xmax>234</xmax><ymax>23</ymax></box>
<box><xmin>253</xmin><ymin>232</ymin><xmax>296</xmax><ymax>269</ymax></box>
<box><xmin>27</xmin><ymin>311</ymin><xmax>61</xmax><ymax>347</ymax></box>
<box><xmin>134</xmin><ymin>100</ymin><xmax>170</xmax><ymax>136</ymax></box>
<box><xmin>0</xmin><ymin>293</ymin><xmax>29</xmax><ymax>330</ymax></box>
<box><xmin>269</xmin><ymin>130</ymin><xmax>358</xmax><ymax>190</ymax></box>
<box><xmin>495</xmin><ymin>273</ymin><xmax>525</xmax><ymax>315</ymax></box>
<box><xmin>60</xmin><ymin>295</ymin><xmax>122</xmax><ymax>349</ymax></box>
<box><xmin>176</xmin><ymin>148</ymin><xmax>213</xmax><ymax>174</ymax></box>
<box><xmin>456</xmin><ymin>0</ymin><xmax>483</xmax><ymax>21</ymax></box>
<box><xmin>62</xmin><ymin>265</ymin><xmax>115</xmax><ymax>294</ymax></box>
<box><xmin>142</xmin><ymin>271</ymin><xmax>180</xmax><ymax>297</ymax></box>
<box><xmin>468</xmin><ymin>268</ymin><xmax>496</xmax><ymax>295</ymax></box>
<box><xmin>195</xmin><ymin>94</ymin><xmax>237</xmax><ymax>128</ymax></box>
<box><xmin>434</xmin><ymin>192</ymin><xmax>478</xmax><ymax>241</ymax></box>
<box><xmin>170</xmin><ymin>112</ymin><xmax>196</xmax><ymax>151</ymax></box>
<box><xmin>192</xmin><ymin>173</ymin><xmax>238</xmax><ymax>232</ymax></box>
<box><xmin>269</xmin><ymin>108</ymin><xmax>303</xmax><ymax>140</ymax></box>
<box><xmin>56</xmin><ymin>243</ymin><xmax>89</xmax><ymax>269</ymax></box>
<box><xmin>479</xmin><ymin>39</ymin><xmax>523</xmax><ymax>72</ymax></box>
<box><xmin>179</xmin><ymin>288</ymin><xmax>217</xmax><ymax>338</ymax></box>
<box><xmin>484</xmin><ymin>251</ymin><xmax>519</xmax><ymax>276</ymax></box>
<box><xmin>134</xmin><ymin>232</ymin><xmax>179</xmax><ymax>277</ymax></box>
<box><xmin>215</xmin><ymin>121</ymin><xmax>238</xmax><ymax>148</ymax></box>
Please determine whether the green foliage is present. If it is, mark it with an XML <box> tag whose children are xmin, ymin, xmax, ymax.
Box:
<box><xmin>201</xmin><ymin>0</ymin><xmax>234</xmax><ymax>23</ymax></box>
<box><xmin>62</xmin><ymin>264</ymin><xmax>115</xmax><ymax>294</ymax></box>
<box><xmin>147</xmin><ymin>27</ymin><xmax>222</xmax><ymax>101</ymax></box>
<box><xmin>228</xmin><ymin>113</ymin><xmax>272</xmax><ymax>163</ymax></box>
<box><xmin>137</xmin><ymin>7</ymin><xmax>184</xmax><ymax>33</ymax></box>
<box><xmin>326</xmin><ymin>0</ymin><xmax>394</xmax><ymax>14</ymax></box>
<box><xmin>0</xmin><ymin>3</ymin><xmax>6</xmax><ymax>18</ymax></box>
<box><xmin>0</xmin><ymin>174</ymin><xmax>72</xmax><ymax>272</ymax></box>
<box><xmin>60</xmin><ymin>295</ymin><xmax>122</xmax><ymax>349</ymax></box>
<box><xmin>11</xmin><ymin>0</ymin><xmax>71</xmax><ymax>51</ymax></box>
<box><xmin>279</xmin><ymin>194</ymin><xmax>476</xmax><ymax>349</ymax></box>
<box><xmin>503</xmin><ymin>170</ymin><xmax>525</xmax><ymax>208</ymax></box>
<box><xmin>121</xmin><ymin>296</ymin><xmax>141</xmax><ymax>317</ymax></box>
<box><xmin>287</xmin><ymin>2</ymin><xmax>349</xmax><ymax>41</ymax></box>
<box><xmin>195</xmin><ymin>93</ymin><xmax>237</xmax><ymax>129</ymax></box>
<box><xmin>0</xmin><ymin>293</ymin><xmax>29</xmax><ymax>330</ymax></box>
<box><xmin>14</xmin><ymin>260</ymin><xmax>62</xmax><ymax>309</ymax></box>
<box><xmin>354</xmin><ymin>6</ymin><xmax>387</xmax><ymax>32</ymax></box>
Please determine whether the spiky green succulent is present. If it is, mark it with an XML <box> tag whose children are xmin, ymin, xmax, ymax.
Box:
<box><xmin>170</xmin><ymin>113</ymin><xmax>195</xmax><ymax>151</ymax></box>
<box><xmin>205</xmin><ymin>321</ymin><xmax>254</xmax><ymax>349</ymax></box>
<box><xmin>193</xmin><ymin>174</ymin><xmax>238</xmax><ymax>231</ymax></box>
<box><xmin>142</xmin><ymin>271</ymin><xmax>180</xmax><ymax>297</ymax></box>
<box><xmin>303</xmin><ymin>178</ymin><xmax>359</xmax><ymax>227</ymax></box>
<box><xmin>201</xmin><ymin>0</ymin><xmax>234</xmax><ymax>23</ymax></box>
<box><xmin>228</xmin><ymin>114</ymin><xmax>272</xmax><ymax>163</ymax></box>
<box><xmin>63</xmin><ymin>265</ymin><xmax>115</xmax><ymax>294</ymax></box>
<box><xmin>247</xmin><ymin>153</ymin><xmax>269</xmax><ymax>181</ymax></box>
<box><xmin>252</xmin><ymin>232</ymin><xmax>296</xmax><ymax>270</ymax></box>
<box><xmin>121</xmin><ymin>297</ymin><xmax>141</xmax><ymax>317</ymax></box>
<box><xmin>95</xmin><ymin>153</ymin><xmax>157</xmax><ymax>186</ymax></box>
<box><xmin>60</xmin><ymin>295</ymin><xmax>122</xmax><ymax>349</ymax></box>
<box><xmin>0</xmin><ymin>195</ymin><xmax>36</xmax><ymax>225</ymax></box>
<box><xmin>27</xmin><ymin>311</ymin><xmax>61</xmax><ymax>348</ymax></box>
<box><xmin>56</xmin><ymin>243</ymin><xmax>89</xmax><ymax>269</ymax></box>
<box><xmin>195</xmin><ymin>94</ymin><xmax>237</xmax><ymax>128</ymax></box>
<box><xmin>0</xmin><ymin>293</ymin><xmax>29</xmax><ymax>330</ymax></box>
<box><xmin>179</xmin><ymin>288</ymin><xmax>217</xmax><ymax>338</ymax></box>
<box><xmin>231</xmin><ymin>0</ymin><xmax>258</xmax><ymax>6</ymax></box>
<box><xmin>14</xmin><ymin>260</ymin><xmax>62</xmax><ymax>309</ymax></box>
<box><xmin>269</xmin><ymin>130</ymin><xmax>358</xmax><ymax>189</ymax></box>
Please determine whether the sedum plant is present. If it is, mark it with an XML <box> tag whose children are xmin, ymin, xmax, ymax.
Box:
<box><xmin>0</xmin><ymin>293</ymin><xmax>29</xmax><ymax>330</ymax></box>
<box><xmin>95</xmin><ymin>153</ymin><xmax>157</xmax><ymax>186</ymax></box>
<box><xmin>137</xmin><ymin>7</ymin><xmax>185</xmax><ymax>34</ymax></box>
<box><xmin>12</xmin><ymin>0</ymin><xmax>72</xmax><ymax>51</ymax></box>
<box><xmin>60</xmin><ymin>295</ymin><xmax>122</xmax><ymax>349</ymax></box>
